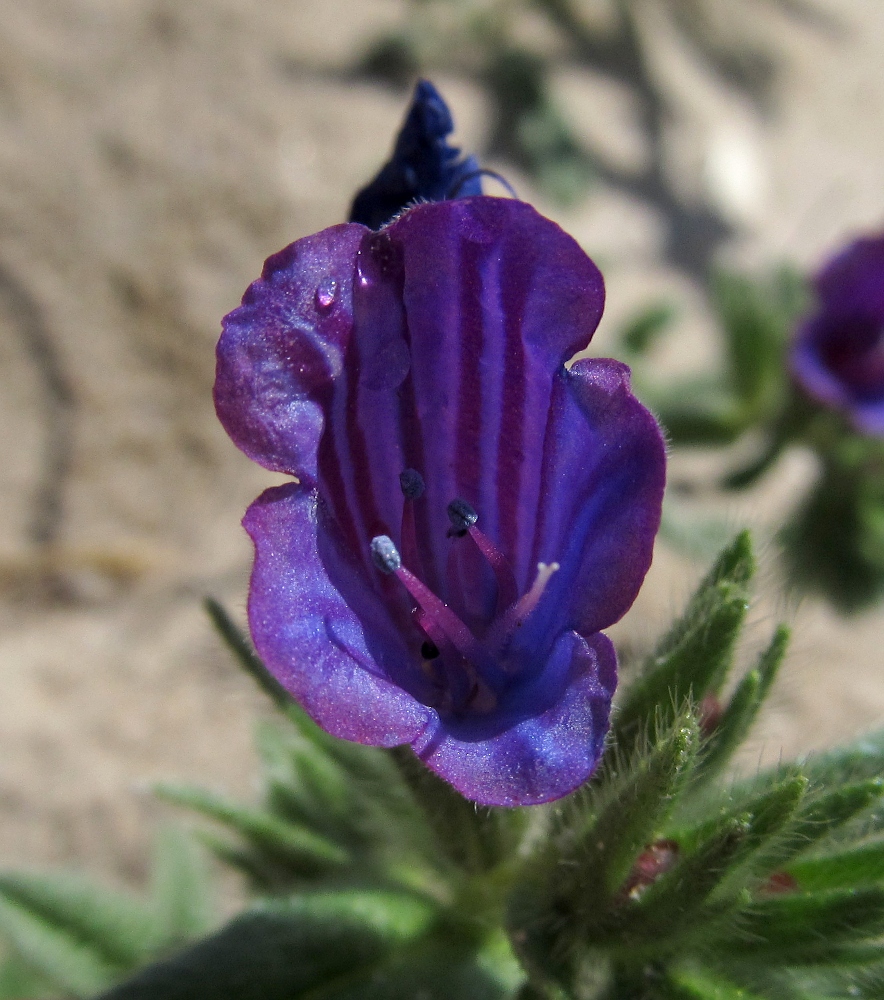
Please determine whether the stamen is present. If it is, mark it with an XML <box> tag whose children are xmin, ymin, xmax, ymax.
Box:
<box><xmin>399</xmin><ymin>468</ymin><xmax>426</xmax><ymax>500</ymax></box>
<box><xmin>369</xmin><ymin>534</ymin><xmax>505</xmax><ymax>697</ymax></box>
<box><xmin>396</xmin><ymin>566</ymin><xmax>498</xmax><ymax>675</ymax></box>
<box><xmin>515</xmin><ymin>562</ymin><xmax>561</xmax><ymax>622</ymax></box>
<box><xmin>447</xmin><ymin>498</ymin><xmax>519</xmax><ymax>612</ymax></box>
<box><xmin>370</xmin><ymin>535</ymin><xmax>402</xmax><ymax>573</ymax></box>
<box><xmin>487</xmin><ymin>561</ymin><xmax>561</xmax><ymax>655</ymax></box>
<box><xmin>447</xmin><ymin>498</ymin><xmax>478</xmax><ymax>536</ymax></box>
<box><xmin>413</xmin><ymin>609</ymin><xmax>491</xmax><ymax>713</ymax></box>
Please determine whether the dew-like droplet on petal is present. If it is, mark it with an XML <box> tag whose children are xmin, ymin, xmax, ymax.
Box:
<box><xmin>315</xmin><ymin>277</ymin><xmax>337</xmax><ymax>311</ymax></box>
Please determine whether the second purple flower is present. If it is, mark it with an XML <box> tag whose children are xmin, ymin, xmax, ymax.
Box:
<box><xmin>215</xmin><ymin>196</ymin><xmax>665</xmax><ymax>806</ymax></box>
<box><xmin>791</xmin><ymin>234</ymin><xmax>884</xmax><ymax>436</ymax></box>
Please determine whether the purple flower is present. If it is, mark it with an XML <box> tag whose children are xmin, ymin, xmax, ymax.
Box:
<box><xmin>349</xmin><ymin>80</ymin><xmax>482</xmax><ymax>231</ymax></box>
<box><xmin>791</xmin><ymin>234</ymin><xmax>884</xmax><ymax>436</ymax></box>
<box><xmin>214</xmin><ymin>197</ymin><xmax>665</xmax><ymax>806</ymax></box>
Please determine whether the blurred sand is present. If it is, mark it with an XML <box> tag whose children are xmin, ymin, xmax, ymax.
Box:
<box><xmin>0</xmin><ymin>0</ymin><xmax>883</xmax><ymax>890</ymax></box>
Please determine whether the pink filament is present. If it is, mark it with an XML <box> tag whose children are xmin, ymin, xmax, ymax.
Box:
<box><xmin>393</xmin><ymin>565</ymin><xmax>506</xmax><ymax>691</ymax></box>
<box><xmin>466</xmin><ymin>525</ymin><xmax>519</xmax><ymax>612</ymax></box>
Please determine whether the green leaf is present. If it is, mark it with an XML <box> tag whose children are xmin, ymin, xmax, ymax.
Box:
<box><xmin>612</xmin><ymin>533</ymin><xmax>754</xmax><ymax>757</ymax></box>
<box><xmin>194</xmin><ymin>830</ymin><xmax>288</xmax><ymax>892</ymax></box>
<box><xmin>793</xmin><ymin>726</ymin><xmax>884</xmax><ymax>787</ymax></box>
<box><xmin>713</xmin><ymin>270</ymin><xmax>790</xmax><ymax>419</ymax></box>
<box><xmin>789</xmin><ymin>779</ymin><xmax>884</xmax><ymax>850</ymax></box>
<box><xmin>590</xmin><ymin>780</ymin><xmax>806</xmax><ymax>965</ymax></box>
<box><xmin>156</xmin><ymin>784</ymin><xmax>350</xmax><ymax>877</ymax></box>
<box><xmin>696</xmin><ymin>625</ymin><xmax>789</xmax><ymax>781</ymax></box>
<box><xmin>603</xmin><ymin>778</ymin><xmax>808</xmax><ymax>954</ymax></box>
<box><xmin>646</xmin><ymin>379</ymin><xmax>746</xmax><ymax>446</ymax></box>
<box><xmin>256</xmin><ymin>720</ymin><xmax>357</xmax><ymax>838</ymax></box>
<box><xmin>723</xmin><ymin>887</ymin><xmax>884</xmax><ymax>962</ymax></box>
<box><xmin>207</xmin><ymin>601</ymin><xmax>433</xmax><ymax>862</ymax></box>
<box><xmin>148</xmin><ymin>826</ymin><xmax>214</xmax><ymax>950</ymax></box>
<box><xmin>311</xmin><ymin>936</ymin><xmax>519</xmax><ymax>1000</ymax></box>
<box><xmin>673</xmin><ymin>774</ymin><xmax>808</xmax><ymax>858</ymax></box>
<box><xmin>508</xmin><ymin>713</ymin><xmax>699</xmax><ymax>988</ymax></box>
<box><xmin>781</xmin><ymin>464</ymin><xmax>884</xmax><ymax>613</ymax></box>
<box><xmin>658</xmin><ymin>498</ymin><xmax>735</xmax><ymax>562</ymax></box>
<box><xmin>723</xmin><ymin>728</ymin><xmax>884</xmax><ymax>827</ymax></box>
<box><xmin>95</xmin><ymin>891</ymin><xmax>437</xmax><ymax>1000</ymax></box>
<box><xmin>0</xmin><ymin>894</ymin><xmax>118</xmax><ymax>996</ymax></box>
<box><xmin>256</xmin><ymin>721</ymin><xmax>437</xmax><ymax>885</ymax></box>
<box><xmin>484</xmin><ymin>47</ymin><xmax>593</xmax><ymax>206</ymax></box>
<box><xmin>575</xmin><ymin>712</ymin><xmax>700</xmax><ymax>903</ymax></box>
<box><xmin>0</xmin><ymin>870</ymin><xmax>155</xmax><ymax>969</ymax></box>
<box><xmin>722</xmin><ymin>431</ymin><xmax>788</xmax><ymax>490</ymax></box>
<box><xmin>788</xmin><ymin>840</ymin><xmax>884</xmax><ymax>892</ymax></box>
<box><xmin>0</xmin><ymin>950</ymin><xmax>56</xmax><ymax>1000</ymax></box>
<box><xmin>619</xmin><ymin>302</ymin><xmax>677</xmax><ymax>356</ymax></box>
<box><xmin>666</xmin><ymin>964</ymin><xmax>768</xmax><ymax>1000</ymax></box>
<box><xmin>593</xmin><ymin>818</ymin><xmax>752</xmax><ymax>955</ymax></box>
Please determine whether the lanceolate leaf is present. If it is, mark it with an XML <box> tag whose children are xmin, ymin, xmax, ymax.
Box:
<box><xmin>574</xmin><ymin>712</ymin><xmax>700</xmax><ymax>904</ymax></box>
<box><xmin>722</xmin><ymin>887</ymin><xmax>884</xmax><ymax>962</ymax></box>
<box><xmin>791</xmin><ymin>725</ymin><xmax>884</xmax><ymax>787</ymax></box>
<box><xmin>155</xmin><ymin>784</ymin><xmax>350</xmax><ymax>876</ymax></box>
<box><xmin>96</xmin><ymin>892</ymin><xmax>437</xmax><ymax>1000</ymax></box>
<box><xmin>0</xmin><ymin>871</ymin><xmax>155</xmax><ymax>969</ymax></box>
<box><xmin>613</xmin><ymin>533</ymin><xmax>754</xmax><ymax>755</ymax></box>
<box><xmin>148</xmin><ymin>826</ymin><xmax>214</xmax><ymax>950</ymax></box>
<box><xmin>696</xmin><ymin>625</ymin><xmax>789</xmax><ymax>782</ymax></box>
<box><xmin>204</xmin><ymin>597</ymin><xmax>293</xmax><ymax>711</ymax></box>
<box><xmin>0</xmin><ymin>950</ymin><xmax>55</xmax><ymax>1000</ymax></box>
<box><xmin>788</xmin><ymin>840</ymin><xmax>884</xmax><ymax>892</ymax></box>
<box><xmin>0</xmin><ymin>894</ymin><xmax>118</xmax><ymax>997</ymax></box>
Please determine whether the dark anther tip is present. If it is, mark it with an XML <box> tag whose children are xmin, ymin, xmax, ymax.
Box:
<box><xmin>370</xmin><ymin>535</ymin><xmax>402</xmax><ymax>574</ymax></box>
<box><xmin>447</xmin><ymin>498</ymin><xmax>478</xmax><ymax>533</ymax></box>
<box><xmin>399</xmin><ymin>468</ymin><xmax>426</xmax><ymax>500</ymax></box>
<box><xmin>420</xmin><ymin>640</ymin><xmax>440</xmax><ymax>660</ymax></box>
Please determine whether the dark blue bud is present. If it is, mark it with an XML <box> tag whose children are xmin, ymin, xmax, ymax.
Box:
<box><xmin>349</xmin><ymin>79</ymin><xmax>482</xmax><ymax>230</ymax></box>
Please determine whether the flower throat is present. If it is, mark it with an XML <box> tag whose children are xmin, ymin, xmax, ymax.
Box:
<box><xmin>368</xmin><ymin>468</ymin><xmax>558</xmax><ymax>715</ymax></box>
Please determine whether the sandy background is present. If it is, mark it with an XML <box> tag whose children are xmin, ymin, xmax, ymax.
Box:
<box><xmin>1</xmin><ymin>0</ymin><xmax>883</xmax><ymax>894</ymax></box>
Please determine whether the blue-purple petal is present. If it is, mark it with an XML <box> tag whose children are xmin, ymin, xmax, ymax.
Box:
<box><xmin>413</xmin><ymin>632</ymin><xmax>617</xmax><ymax>806</ymax></box>
<box><xmin>524</xmin><ymin>358</ymin><xmax>667</xmax><ymax>641</ymax></box>
<box><xmin>342</xmin><ymin>197</ymin><xmax>605</xmax><ymax>597</ymax></box>
<box><xmin>215</xmin><ymin>224</ymin><xmax>367</xmax><ymax>479</ymax></box>
<box><xmin>816</xmin><ymin>235</ymin><xmax>884</xmax><ymax>318</ymax></box>
<box><xmin>244</xmin><ymin>483</ymin><xmax>430</xmax><ymax>745</ymax></box>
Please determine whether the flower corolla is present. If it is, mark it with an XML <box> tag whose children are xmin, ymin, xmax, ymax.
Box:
<box><xmin>215</xmin><ymin>197</ymin><xmax>665</xmax><ymax>805</ymax></box>
<box><xmin>791</xmin><ymin>234</ymin><xmax>884</xmax><ymax>436</ymax></box>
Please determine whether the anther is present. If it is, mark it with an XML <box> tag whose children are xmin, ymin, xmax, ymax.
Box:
<box><xmin>370</xmin><ymin>535</ymin><xmax>402</xmax><ymax>574</ymax></box>
<box><xmin>447</xmin><ymin>498</ymin><xmax>478</xmax><ymax>536</ymax></box>
<box><xmin>399</xmin><ymin>468</ymin><xmax>426</xmax><ymax>501</ymax></box>
<box><xmin>447</xmin><ymin>498</ymin><xmax>519</xmax><ymax>612</ymax></box>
